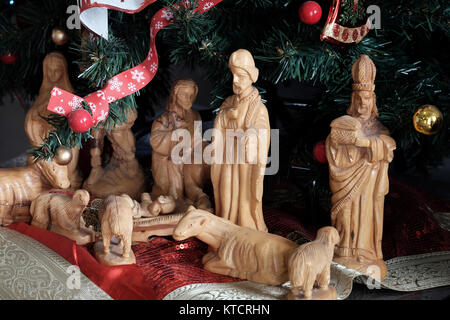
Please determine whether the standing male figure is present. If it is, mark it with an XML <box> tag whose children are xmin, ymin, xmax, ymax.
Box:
<box><xmin>325</xmin><ymin>55</ymin><xmax>396</xmax><ymax>278</ymax></box>
<box><xmin>211</xmin><ymin>49</ymin><xmax>271</xmax><ymax>232</ymax></box>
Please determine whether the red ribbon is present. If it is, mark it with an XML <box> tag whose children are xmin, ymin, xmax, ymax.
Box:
<box><xmin>48</xmin><ymin>0</ymin><xmax>223</xmax><ymax>132</ymax></box>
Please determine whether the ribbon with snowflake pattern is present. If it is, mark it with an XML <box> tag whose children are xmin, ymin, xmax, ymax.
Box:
<box><xmin>48</xmin><ymin>0</ymin><xmax>222</xmax><ymax>133</ymax></box>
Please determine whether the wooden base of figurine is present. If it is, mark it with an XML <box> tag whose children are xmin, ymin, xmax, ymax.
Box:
<box><xmin>132</xmin><ymin>226</ymin><xmax>177</xmax><ymax>242</ymax></box>
<box><xmin>83</xmin><ymin>158</ymin><xmax>146</xmax><ymax>200</ymax></box>
<box><xmin>287</xmin><ymin>285</ymin><xmax>337</xmax><ymax>300</ymax></box>
<box><xmin>1</xmin><ymin>212</ymin><xmax>31</xmax><ymax>227</ymax></box>
<box><xmin>94</xmin><ymin>240</ymin><xmax>136</xmax><ymax>266</ymax></box>
<box><xmin>51</xmin><ymin>225</ymin><xmax>96</xmax><ymax>246</ymax></box>
<box><xmin>333</xmin><ymin>256</ymin><xmax>387</xmax><ymax>280</ymax></box>
<box><xmin>132</xmin><ymin>212</ymin><xmax>186</xmax><ymax>242</ymax></box>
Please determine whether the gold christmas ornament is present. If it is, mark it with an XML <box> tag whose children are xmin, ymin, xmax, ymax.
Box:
<box><xmin>413</xmin><ymin>105</ymin><xmax>443</xmax><ymax>135</ymax></box>
<box><xmin>52</xmin><ymin>27</ymin><xmax>70</xmax><ymax>46</ymax></box>
<box><xmin>54</xmin><ymin>146</ymin><xmax>73</xmax><ymax>165</ymax></box>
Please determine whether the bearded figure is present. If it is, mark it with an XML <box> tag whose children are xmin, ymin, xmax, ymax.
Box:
<box><xmin>325</xmin><ymin>55</ymin><xmax>396</xmax><ymax>279</ymax></box>
<box><xmin>211</xmin><ymin>49</ymin><xmax>271</xmax><ymax>232</ymax></box>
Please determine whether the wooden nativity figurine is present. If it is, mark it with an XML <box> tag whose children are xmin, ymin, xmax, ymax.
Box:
<box><xmin>30</xmin><ymin>189</ymin><xmax>95</xmax><ymax>245</ymax></box>
<box><xmin>288</xmin><ymin>227</ymin><xmax>340</xmax><ymax>300</ymax></box>
<box><xmin>325</xmin><ymin>54</ymin><xmax>396</xmax><ymax>279</ymax></box>
<box><xmin>24</xmin><ymin>52</ymin><xmax>82</xmax><ymax>189</ymax></box>
<box><xmin>131</xmin><ymin>193</ymin><xmax>190</xmax><ymax>242</ymax></box>
<box><xmin>94</xmin><ymin>194</ymin><xmax>142</xmax><ymax>266</ymax></box>
<box><xmin>93</xmin><ymin>193</ymin><xmax>176</xmax><ymax>266</ymax></box>
<box><xmin>0</xmin><ymin>158</ymin><xmax>70</xmax><ymax>226</ymax></box>
<box><xmin>83</xmin><ymin>107</ymin><xmax>146</xmax><ymax>200</ymax></box>
<box><xmin>173</xmin><ymin>207</ymin><xmax>339</xmax><ymax>300</ymax></box>
<box><xmin>173</xmin><ymin>206</ymin><xmax>298</xmax><ymax>285</ymax></box>
<box><xmin>150</xmin><ymin>79</ymin><xmax>212</xmax><ymax>212</ymax></box>
<box><xmin>211</xmin><ymin>49</ymin><xmax>271</xmax><ymax>232</ymax></box>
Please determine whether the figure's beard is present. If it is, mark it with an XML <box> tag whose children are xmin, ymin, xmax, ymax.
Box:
<box><xmin>233</xmin><ymin>83</ymin><xmax>250</xmax><ymax>96</ymax></box>
<box><xmin>357</xmin><ymin>107</ymin><xmax>371</xmax><ymax>120</ymax></box>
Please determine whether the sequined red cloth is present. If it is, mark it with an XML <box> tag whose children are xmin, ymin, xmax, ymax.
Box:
<box><xmin>382</xmin><ymin>178</ymin><xmax>450</xmax><ymax>259</ymax></box>
<box><xmin>133</xmin><ymin>237</ymin><xmax>238</xmax><ymax>300</ymax></box>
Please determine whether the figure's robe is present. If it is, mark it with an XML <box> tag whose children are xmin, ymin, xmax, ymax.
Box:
<box><xmin>25</xmin><ymin>84</ymin><xmax>82</xmax><ymax>189</ymax></box>
<box><xmin>211</xmin><ymin>88</ymin><xmax>270</xmax><ymax>232</ymax></box>
<box><xmin>150</xmin><ymin>109</ymin><xmax>201</xmax><ymax>200</ymax></box>
<box><xmin>325</xmin><ymin>115</ymin><xmax>395</xmax><ymax>261</ymax></box>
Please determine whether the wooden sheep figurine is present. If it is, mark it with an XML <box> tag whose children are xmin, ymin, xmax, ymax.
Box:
<box><xmin>288</xmin><ymin>226</ymin><xmax>340</xmax><ymax>300</ymax></box>
<box><xmin>94</xmin><ymin>194</ymin><xmax>143</xmax><ymax>266</ymax></box>
<box><xmin>0</xmin><ymin>159</ymin><xmax>71</xmax><ymax>226</ymax></box>
<box><xmin>173</xmin><ymin>206</ymin><xmax>299</xmax><ymax>286</ymax></box>
<box><xmin>30</xmin><ymin>189</ymin><xmax>95</xmax><ymax>245</ymax></box>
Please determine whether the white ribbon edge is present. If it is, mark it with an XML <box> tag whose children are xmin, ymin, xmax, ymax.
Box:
<box><xmin>78</xmin><ymin>0</ymin><xmax>149</xmax><ymax>40</ymax></box>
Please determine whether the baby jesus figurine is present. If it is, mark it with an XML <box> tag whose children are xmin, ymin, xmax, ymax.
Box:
<box><xmin>325</xmin><ymin>55</ymin><xmax>396</xmax><ymax>279</ymax></box>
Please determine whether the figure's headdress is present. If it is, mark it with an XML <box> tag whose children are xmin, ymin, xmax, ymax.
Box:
<box><xmin>229</xmin><ymin>49</ymin><xmax>259</xmax><ymax>83</ymax></box>
<box><xmin>352</xmin><ymin>54</ymin><xmax>376</xmax><ymax>92</ymax></box>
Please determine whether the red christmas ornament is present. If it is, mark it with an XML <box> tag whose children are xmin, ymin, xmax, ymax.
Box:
<box><xmin>1</xmin><ymin>52</ymin><xmax>18</xmax><ymax>65</ymax></box>
<box><xmin>68</xmin><ymin>109</ymin><xmax>94</xmax><ymax>133</ymax></box>
<box><xmin>298</xmin><ymin>1</ymin><xmax>322</xmax><ymax>25</ymax></box>
<box><xmin>313</xmin><ymin>140</ymin><xmax>327</xmax><ymax>164</ymax></box>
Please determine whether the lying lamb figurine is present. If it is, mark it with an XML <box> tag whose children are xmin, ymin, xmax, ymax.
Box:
<box><xmin>30</xmin><ymin>190</ymin><xmax>95</xmax><ymax>245</ymax></box>
<box><xmin>173</xmin><ymin>206</ymin><xmax>299</xmax><ymax>286</ymax></box>
<box><xmin>288</xmin><ymin>226</ymin><xmax>340</xmax><ymax>300</ymax></box>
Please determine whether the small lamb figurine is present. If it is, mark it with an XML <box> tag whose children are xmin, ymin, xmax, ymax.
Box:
<box><xmin>30</xmin><ymin>190</ymin><xmax>95</xmax><ymax>245</ymax></box>
<box><xmin>288</xmin><ymin>226</ymin><xmax>340</xmax><ymax>300</ymax></box>
<box><xmin>94</xmin><ymin>194</ymin><xmax>139</xmax><ymax>266</ymax></box>
<box><xmin>173</xmin><ymin>206</ymin><xmax>299</xmax><ymax>285</ymax></box>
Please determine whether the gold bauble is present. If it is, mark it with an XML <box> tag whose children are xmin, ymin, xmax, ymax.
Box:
<box><xmin>413</xmin><ymin>105</ymin><xmax>444</xmax><ymax>135</ymax></box>
<box><xmin>54</xmin><ymin>146</ymin><xmax>73</xmax><ymax>165</ymax></box>
<box><xmin>52</xmin><ymin>27</ymin><xmax>70</xmax><ymax>46</ymax></box>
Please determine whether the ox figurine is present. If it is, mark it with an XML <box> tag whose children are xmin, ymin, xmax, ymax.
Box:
<box><xmin>0</xmin><ymin>159</ymin><xmax>70</xmax><ymax>226</ymax></box>
<box><xmin>173</xmin><ymin>206</ymin><xmax>298</xmax><ymax>286</ymax></box>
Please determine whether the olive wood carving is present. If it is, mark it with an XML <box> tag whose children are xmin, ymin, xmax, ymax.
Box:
<box><xmin>173</xmin><ymin>206</ymin><xmax>298</xmax><ymax>286</ymax></box>
<box><xmin>30</xmin><ymin>190</ymin><xmax>95</xmax><ymax>245</ymax></box>
<box><xmin>211</xmin><ymin>49</ymin><xmax>270</xmax><ymax>231</ymax></box>
<box><xmin>288</xmin><ymin>227</ymin><xmax>340</xmax><ymax>300</ymax></box>
<box><xmin>83</xmin><ymin>108</ymin><xmax>146</xmax><ymax>200</ymax></box>
<box><xmin>24</xmin><ymin>52</ymin><xmax>82</xmax><ymax>189</ymax></box>
<box><xmin>0</xmin><ymin>159</ymin><xmax>70</xmax><ymax>226</ymax></box>
<box><xmin>325</xmin><ymin>55</ymin><xmax>396</xmax><ymax>279</ymax></box>
<box><xmin>150</xmin><ymin>79</ymin><xmax>212</xmax><ymax>212</ymax></box>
